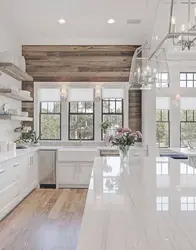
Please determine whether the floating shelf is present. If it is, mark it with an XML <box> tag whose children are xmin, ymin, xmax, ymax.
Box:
<box><xmin>0</xmin><ymin>89</ymin><xmax>33</xmax><ymax>101</ymax></box>
<box><xmin>0</xmin><ymin>115</ymin><xmax>33</xmax><ymax>122</ymax></box>
<box><xmin>0</xmin><ymin>63</ymin><xmax>33</xmax><ymax>81</ymax></box>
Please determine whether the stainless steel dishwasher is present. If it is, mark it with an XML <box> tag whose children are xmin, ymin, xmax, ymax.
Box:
<box><xmin>39</xmin><ymin>150</ymin><xmax>56</xmax><ymax>188</ymax></box>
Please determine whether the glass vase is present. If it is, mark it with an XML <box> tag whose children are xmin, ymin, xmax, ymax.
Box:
<box><xmin>119</xmin><ymin>145</ymin><xmax>130</xmax><ymax>162</ymax></box>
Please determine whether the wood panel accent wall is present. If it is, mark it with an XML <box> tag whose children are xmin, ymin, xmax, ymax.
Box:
<box><xmin>128</xmin><ymin>90</ymin><xmax>142</xmax><ymax>132</ymax></box>
<box><xmin>22</xmin><ymin>45</ymin><xmax>137</xmax><ymax>82</ymax></box>
<box><xmin>22</xmin><ymin>81</ymin><xmax>34</xmax><ymax>128</ymax></box>
<box><xmin>22</xmin><ymin>45</ymin><xmax>142</xmax><ymax>134</ymax></box>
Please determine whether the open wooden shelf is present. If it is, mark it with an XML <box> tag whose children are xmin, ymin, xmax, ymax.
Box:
<box><xmin>0</xmin><ymin>89</ymin><xmax>33</xmax><ymax>101</ymax></box>
<box><xmin>0</xmin><ymin>63</ymin><xmax>33</xmax><ymax>81</ymax></box>
<box><xmin>0</xmin><ymin>115</ymin><xmax>33</xmax><ymax>122</ymax></box>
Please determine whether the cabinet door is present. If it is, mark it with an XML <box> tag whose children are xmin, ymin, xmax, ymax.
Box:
<box><xmin>0</xmin><ymin>159</ymin><xmax>19</xmax><ymax>192</ymax></box>
<box><xmin>0</xmin><ymin>180</ymin><xmax>20</xmax><ymax>219</ymax></box>
<box><xmin>78</xmin><ymin>162</ymin><xmax>93</xmax><ymax>186</ymax></box>
<box><xmin>57</xmin><ymin>163</ymin><xmax>78</xmax><ymax>185</ymax></box>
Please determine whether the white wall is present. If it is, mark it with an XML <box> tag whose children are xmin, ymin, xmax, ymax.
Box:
<box><xmin>0</xmin><ymin>23</ymin><xmax>21</xmax><ymax>142</ymax></box>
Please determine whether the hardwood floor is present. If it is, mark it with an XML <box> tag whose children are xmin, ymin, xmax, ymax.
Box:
<box><xmin>0</xmin><ymin>189</ymin><xmax>88</xmax><ymax>250</ymax></box>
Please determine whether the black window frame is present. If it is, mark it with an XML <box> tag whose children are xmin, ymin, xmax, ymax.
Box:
<box><xmin>180</xmin><ymin>72</ymin><xmax>196</xmax><ymax>87</ymax></box>
<box><xmin>39</xmin><ymin>101</ymin><xmax>61</xmax><ymax>140</ymax></box>
<box><xmin>156</xmin><ymin>109</ymin><xmax>170</xmax><ymax>148</ymax></box>
<box><xmin>68</xmin><ymin>101</ymin><xmax>95</xmax><ymax>141</ymax></box>
<box><xmin>180</xmin><ymin>110</ymin><xmax>196</xmax><ymax>147</ymax></box>
<box><xmin>101</xmin><ymin>98</ymin><xmax>124</xmax><ymax>140</ymax></box>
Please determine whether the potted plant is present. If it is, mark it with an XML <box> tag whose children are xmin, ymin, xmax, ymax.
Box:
<box><xmin>22</xmin><ymin>130</ymin><xmax>41</xmax><ymax>147</ymax></box>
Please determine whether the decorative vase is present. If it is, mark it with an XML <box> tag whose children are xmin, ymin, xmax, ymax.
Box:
<box><xmin>119</xmin><ymin>145</ymin><xmax>130</xmax><ymax>162</ymax></box>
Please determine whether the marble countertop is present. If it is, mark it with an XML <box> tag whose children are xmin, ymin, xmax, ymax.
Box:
<box><xmin>77</xmin><ymin>156</ymin><xmax>196</xmax><ymax>250</ymax></box>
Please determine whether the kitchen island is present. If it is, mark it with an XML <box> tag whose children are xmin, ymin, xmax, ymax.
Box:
<box><xmin>77</xmin><ymin>156</ymin><xmax>196</xmax><ymax>250</ymax></box>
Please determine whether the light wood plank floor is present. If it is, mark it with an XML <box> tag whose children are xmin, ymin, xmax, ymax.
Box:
<box><xmin>0</xmin><ymin>189</ymin><xmax>88</xmax><ymax>250</ymax></box>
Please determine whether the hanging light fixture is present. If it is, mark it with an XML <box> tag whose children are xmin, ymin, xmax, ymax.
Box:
<box><xmin>129</xmin><ymin>44</ymin><xmax>171</xmax><ymax>89</ymax></box>
<box><xmin>150</xmin><ymin>0</ymin><xmax>196</xmax><ymax>59</ymax></box>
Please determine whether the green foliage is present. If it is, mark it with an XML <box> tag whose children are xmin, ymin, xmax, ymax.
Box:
<box><xmin>181</xmin><ymin>122</ymin><xmax>196</xmax><ymax>147</ymax></box>
<box><xmin>70</xmin><ymin>114</ymin><xmax>93</xmax><ymax>140</ymax></box>
<box><xmin>156</xmin><ymin>122</ymin><xmax>169</xmax><ymax>148</ymax></box>
<box><xmin>101</xmin><ymin>120</ymin><xmax>112</xmax><ymax>132</ymax></box>
<box><xmin>111</xmin><ymin>132</ymin><xmax>135</xmax><ymax>147</ymax></box>
<box><xmin>41</xmin><ymin>114</ymin><xmax>60</xmax><ymax>140</ymax></box>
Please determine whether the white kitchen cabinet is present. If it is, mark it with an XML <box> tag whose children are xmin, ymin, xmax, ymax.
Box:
<box><xmin>56</xmin><ymin>148</ymin><xmax>97</xmax><ymax>188</ymax></box>
<box><xmin>57</xmin><ymin>162</ymin><xmax>93</xmax><ymax>188</ymax></box>
<box><xmin>57</xmin><ymin>163</ymin><xmax>78</xmax><ymax>186</ymax></box>
<box><xmin>78</xmin><ymin>162</ymin><xmax>92</xmax><ymax>186</ymax></box>
<box><xmin>0</xmin><ymin>150</ymin><xmax>38</xmax><ymax>221</ymax></box>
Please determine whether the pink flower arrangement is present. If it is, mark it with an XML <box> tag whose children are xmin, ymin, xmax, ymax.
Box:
<box><xmin>116</xmin><ymin>127</ymin><xmax>142</xmax><ymax>139</ymax></box>
<box><xmin>117</xmin><ymin>127</ymin><xmax>132</xmax><ymax>135</ymax></box>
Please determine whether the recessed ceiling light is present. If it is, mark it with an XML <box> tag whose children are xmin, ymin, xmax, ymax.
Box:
<box><xmin>58</xmin><ymin>18</ymin><xmax>66</xmax><ymax>24</ymax></box>
<box><xmin>108</xmin><ymin>18</ymin><xmax>115</xmax><ymax>24</ymax></box>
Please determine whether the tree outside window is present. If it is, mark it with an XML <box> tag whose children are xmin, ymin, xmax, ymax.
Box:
<box><xmin>40</xmin><ymin>101</ymin><xmax>61</xmax><ymax>140</ymax></box>
<box><xmin>180</xmin><ymin>110</ymin><xmax>196</xmax><ymax>147</ymax></box>
<box><xmin>69</xmin><ymin>101</ymin><xmax>94</xmax><ymax>140</ymax></box>
<box><xmin>156</xmin><ymin>109</ymin><xmax>170</xmax><ymax>148</ymax></box>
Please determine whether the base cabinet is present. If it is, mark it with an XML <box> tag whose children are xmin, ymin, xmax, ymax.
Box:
<box><xmin>0</xmin><ymin>151</ymin><xmax>38</xmax><ymax>221</ymax></box>
<box><xmin>57</xmin><ymin>162</ymin><xmax>93</xmax><ymax>188</ymax></box>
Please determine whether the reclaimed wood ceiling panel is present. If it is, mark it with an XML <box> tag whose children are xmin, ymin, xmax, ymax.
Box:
<box><xmin>22</xmin><ymin>45</ymin><xmax>138</xmax><ymax>82</ymax></box>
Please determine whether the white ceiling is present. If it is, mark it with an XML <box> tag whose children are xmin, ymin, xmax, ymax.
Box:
<box><xmin>0</xmin><ymin>0</ymin><xmax>158</xmax><ymax>45</ymax></box>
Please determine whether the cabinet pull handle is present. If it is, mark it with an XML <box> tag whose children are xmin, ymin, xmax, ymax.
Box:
<box><xmin>0</xmin><ymin>169</ymin><xmax>5</xmax><ymax>174</ymax></box>
<box><xmin>14</xmin><ymin>163</ymin><xmax>19</xmax><ymax>167</ymax></box>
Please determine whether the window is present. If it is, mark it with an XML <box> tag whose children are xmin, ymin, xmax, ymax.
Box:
<box><xmin>156</xmin><ymin>72</ymin><xmax>169</xmax><ymax>88</ymax></box>
<box><xmin>69</xmin><ymin>101</ymin><xmax>94</xmax><ymax>140</ymax></box>
<box><xmin>102</xmin><ymin>99</ymin><xmax>123</xmax><ymax>139</ymax></box>
<box><xmin>180</xmin><ymin>163</ymin><xmax>196</xmax><ymax>175</ymax></box>
<box><xmin>180</xmin><ymin>110</ymin><xmax>196</xmax><ymax>147</ymax></box>
<box><xmin>156</xmin><ymin>197</ymin><xmax>169</xmax><ymax>211</ymax></box>
<box><xmin>180</xmin><ymin>72</ymin><xmax>196</xmax><ymax>87</ymax></box>
<box><xmin>40</xmin><ymin>101</ymin><xmax>61</xmax><ymax>140</ymax></box>
<box><xmin>156</xmin><ymin>109</ymin><xmax>170</xmax><ymax>148</ymax></box>
<box><xmin>181</xmin><ymin>197</ymin><xmax>196</xmax><ymax>211</ymax></box>
<box><xmin>156</xmin><ymin>161</ymin><xmax>169</xmax><ymax>175</ymax></box>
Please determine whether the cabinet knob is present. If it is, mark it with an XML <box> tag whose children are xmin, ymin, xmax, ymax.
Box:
<box><xmin>0</xmin><ymin>169</ymin><xmax>5</xmax><ymax>174</ymax></box>
<box><xmin>14</xmin><ymin>163</ymin><xmax>19</xmax><ymax>167</ymax></box>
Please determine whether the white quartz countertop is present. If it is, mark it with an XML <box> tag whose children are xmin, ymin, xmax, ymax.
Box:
<box><xmin>57</xmin><ymin>147</ymin><xmax>98</xmax><ymax>152</ymax></box>
<box><xmin>39</xmin><ymin>146</ymin><xmax>64</xmax><ymax>150</ymax></box>
<box><xmin>170</xmin><ymin>147</ymin><xmax>196</xmax><ymax>156</ymax></box>
<box><xmin>77</xmin><ymin>156</ymin><xmax>196</xmax><ymax>250</ymax></box>
<box><xmin>0</xmin><ymin>146</ymin><xmax>63</xmax><ymax>163</ymax></box>
<box><xmin>0</xmin><ymin>147</ymin><xmax>39</xmax><ymax>163</ymax></box>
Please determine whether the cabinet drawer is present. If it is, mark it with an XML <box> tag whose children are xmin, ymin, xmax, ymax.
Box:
<box><xmin>0</xmin><ymin>160</ymin><xmax>19</xmax><ymax>191</ymax></box>
<box><xmin>0</xmin><ymin>180</ymin><xmax>20</xmax><ymax>212</ymax></box>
